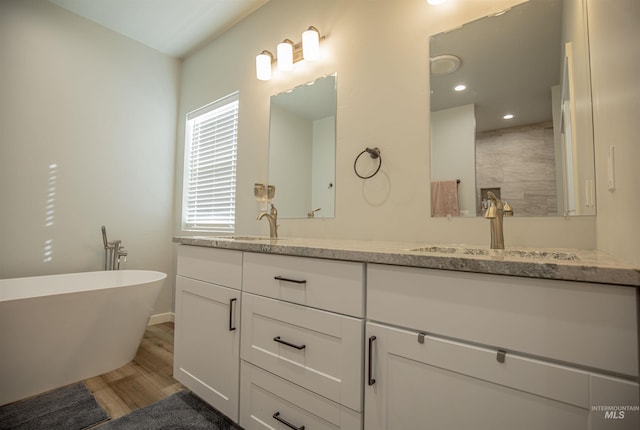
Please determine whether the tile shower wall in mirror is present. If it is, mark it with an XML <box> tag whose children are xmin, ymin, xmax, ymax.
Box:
<box><xmin>429</xmin><ymin>0</ymin><xmax>596</xmax><ymax>217</ymax></box>
<box><xmin>268</xmin><ymin>74</ymin><xmax>337</xmax><ymax>219</ymax></box>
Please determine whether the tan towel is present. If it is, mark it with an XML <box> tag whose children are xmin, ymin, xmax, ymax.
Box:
<box><xmin>431</xmin><ymin>180</ymin><xmax>459</xmax><ymax>217</ymax></box>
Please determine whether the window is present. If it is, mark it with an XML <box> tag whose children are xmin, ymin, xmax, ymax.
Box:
<box><xmin>183</xmin><ymin>92</ymin><xmax>239</xmax><ymax>232</ymax></box>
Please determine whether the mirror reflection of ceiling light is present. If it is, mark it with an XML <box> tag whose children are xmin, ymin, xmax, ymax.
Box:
<box><xmin>503</xmin><ymin>114</ymin><xmax>515</xmax><ymax>120</ymax></box>
<box><xmin>454</xmin><ymin>84</ymin><xmax>466</xmax><ymax>91</ymax></box>
<box><xmin>430</xmin><ymin>54</ymin><xmax>461</xmax><ymax>76</ymax></box>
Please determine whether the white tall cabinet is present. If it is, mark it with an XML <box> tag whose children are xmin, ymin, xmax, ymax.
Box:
<box><xmin>174</xmin><ymin>246</ymin><xmax>243</xmax><ymax>421</ymax></box>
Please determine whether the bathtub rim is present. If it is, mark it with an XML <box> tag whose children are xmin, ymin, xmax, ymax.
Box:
<box><xmin>0</xmin><ymin>270</ymin><xmax>167</xmax><ymax>302</ymax></box>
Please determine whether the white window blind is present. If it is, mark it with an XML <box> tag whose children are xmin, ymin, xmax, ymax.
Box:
<box><xmin>183</xmin><ymin>92</ymin><xmax>239</xmax><ymax>232</ymax></box>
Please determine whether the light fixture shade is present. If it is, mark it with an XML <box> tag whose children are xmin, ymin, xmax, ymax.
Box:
<box><xmin>302</xmin><ymin>27</ymin><xmax>320</xmax><ymax>61</ymax></box>
<box><xmin>256</xmin><ymin>51</ymin><xmax>273</xmax><ymax>80</ymax></box>
<box><xmin>277</xmin><ymin>40</ymin><xmax>294</xmax><ymax>71</ymax></box>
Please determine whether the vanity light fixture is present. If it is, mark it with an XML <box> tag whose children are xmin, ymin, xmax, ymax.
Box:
<box><xmin>277</xmin><ymin>39</ymin><xmax>294</xmax><ymax>71</ymax></box>
<box><xmin>256</xmin><ymin>50</ymin><xmax>274</xmax><ymax>81</ymax></box>
<box><xmin>302</xmin><ymin>26</ymin><xmax>321</xmax><ymax>60</ymax></box>
<box><xmin>255</xmin><ymin>26</ymin><xmax>326</xmax><ymax>81</ymax></box>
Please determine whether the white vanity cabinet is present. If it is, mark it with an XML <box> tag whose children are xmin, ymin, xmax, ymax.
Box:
<box><xmin>174</xmin><ymin>246</ymin><xmax>243</xmax><ymax>422</ymax></box>
<box><xmin>365</xmin><ymin>264</ymin><xmax>640</xmax><ymax>430</ymax></box>
<box><xmin>239</xmin><ymin>252</ymin><xmax>365</xmax><ymax>430</ymax></box>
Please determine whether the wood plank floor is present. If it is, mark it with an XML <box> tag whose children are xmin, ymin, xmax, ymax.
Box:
<box><xmin>84</xmin><ymin>322</ymin><xmax>185</xmax><ymax>420</ymax></box>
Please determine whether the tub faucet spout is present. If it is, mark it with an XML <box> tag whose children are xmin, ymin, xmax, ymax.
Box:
<box><xmin>257</xmin><ymin>204</ymin><xmax>278</xmax><ymax>239</ymax></box>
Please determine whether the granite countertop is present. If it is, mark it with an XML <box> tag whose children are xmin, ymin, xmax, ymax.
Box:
<box><xmin>173</xmin><ymin>236</ymin><xmax>640</xmax><ymax>287</ymax></box>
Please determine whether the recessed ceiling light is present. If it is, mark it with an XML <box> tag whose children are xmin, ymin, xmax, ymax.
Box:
<box><xmin>454</xmin><ymin>84</ymin><xmax>466</xmax><ymax>92</ymax></box>
<box><xmin>503</xmin><ymin>114</ymin><xmax>514</xmax><ymax>120</ymax></box>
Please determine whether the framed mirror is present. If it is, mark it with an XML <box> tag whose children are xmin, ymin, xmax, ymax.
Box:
<box><xmin>429</xmin><ymin>0</ymin><xmax>595</xmax><ymax>217</ymax></box>
<box><xmin>268</xmin><ymin>74</ymin><xmax>337</xmax><ymax>219</ymax></box>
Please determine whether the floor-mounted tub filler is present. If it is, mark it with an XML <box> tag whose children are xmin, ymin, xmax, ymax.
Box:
<box><xmin>0</xmin><ymin>270</ymin><xmax>166</xmax><ymax>406</ymax></box>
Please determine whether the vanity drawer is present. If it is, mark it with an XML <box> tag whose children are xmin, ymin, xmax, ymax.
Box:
<box><xmin>177</xmin><ymin>245</ymin><xmax>242</xmax><ymax>290</ymax></box>
<box><xmin>367</xmin><ymin>264</ymin><xmax>639</xmax><ymax>376</ymax></box>
<box><xmin>241</xmin><ymin>292</ymin><xmax>363</xmax><ymax>411</ymax></box>
<box><xmin>240</xmin><ymin>361</ymin><xmax>362</xmax><ymax>430</ymax></box>
<box><xmin>242</xmin><ymin>252</ymin><xmax>364</xmax><ymax>317</ymax></box>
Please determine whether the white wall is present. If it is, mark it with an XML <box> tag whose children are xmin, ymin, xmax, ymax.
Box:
<box><xmin>0</xmin><ymin>0</ymin><xmax>180</xmax><ymax>313</ymax></box>
<box><xmin>431</xmin><ymin>104</ymin><xmax>476</xmax><ymax>216</ymax></box>
<box><xmin>175</xmin><ymin>0</ymin><xmax>596</xmax><ymax>249</ymax></box>
<box><xmin>588</xmin><ymin>0</ymin><xmax>640</xmax><ymax>266</ymax></box>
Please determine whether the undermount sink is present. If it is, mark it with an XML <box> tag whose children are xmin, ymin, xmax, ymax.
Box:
<box><xmin>408</xmin><ymin>246</ymin><xmax>580</xmax><ymax>261</ymax></box>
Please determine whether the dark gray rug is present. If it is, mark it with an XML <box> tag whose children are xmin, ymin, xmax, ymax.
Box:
<box><xmin>0</xmin><ymin>382</ymin><xmax>109</xmax><ymax>430</ymax></box>
<box><xmin>97</xmin><ymin>391</ymin><xmax>243</xmax><ymax>430</ymax></box>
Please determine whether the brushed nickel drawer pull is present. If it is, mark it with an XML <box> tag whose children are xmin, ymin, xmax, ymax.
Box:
<box><xmin>274</xmin><ymin>275</ymin><xmax>307</xmax><ymax>285</ymax></box>
<box><xmin>273</xmin><ymin>336</ymin><xmax>306</xmax><ymax>350</ymax></box>
<box><xmin>273</xmin><ymin>411</ymin><xmax>305</xmax><ymax>430</ymax></box>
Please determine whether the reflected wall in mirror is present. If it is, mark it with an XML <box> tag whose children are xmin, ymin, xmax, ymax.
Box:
<box><xmin>429</xmin><ymin>0</ymin><xmax>595</xmax><ymax>217</ymax></box>
<box><xmin>269</xmin><ymin>74</ymin><xmax>337</xmax><ymax>219</ymax></box>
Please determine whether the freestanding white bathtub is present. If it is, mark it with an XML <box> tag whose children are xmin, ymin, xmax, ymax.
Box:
<box><xmin>0</xmin><ymin>270</ymin><xmax>166</xmax><ymax>406</ymax></box>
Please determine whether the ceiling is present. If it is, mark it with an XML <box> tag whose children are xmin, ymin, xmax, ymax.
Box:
<box><xmin>430</xmin><ymin>0</ymin><xmax>563</xmax><ymax>132</ymax></box>
<box><xmin>48</xmin><ymin>0</ymin><xmax>269</xmax><ymax>58</ymax></box>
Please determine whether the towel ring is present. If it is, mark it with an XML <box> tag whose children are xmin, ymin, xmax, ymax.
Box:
<box><xmin>354</xmin><ymin>147</ymin><xmax>382</xmax><ymax>179</ymax></box>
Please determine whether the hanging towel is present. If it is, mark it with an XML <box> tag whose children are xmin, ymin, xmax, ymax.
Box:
<box><xmin>431</xmin><ymin>180</ymin><xmax>459</xmax><ymax>217</ymax></box>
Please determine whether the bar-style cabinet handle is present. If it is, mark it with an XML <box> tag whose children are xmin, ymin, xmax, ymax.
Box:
<box><xmin>273</xmin><ymin>336</ymin><xmax>306</xmax><ymax>350</ymax></box>
<box><xmin>229</xmin><ymin>298</ymin><xmax>237</xmax><ymax>331</ymax></box>
<box><xmin>273</xmin><ymin>411</ymin><xmax>305</xmax><ymax>430</ymax></box>
<box><xmin>368</xmin><ymin>335</ymin><xmax>377</xmax><ymax>386</ymax></box>
<box><xmin>274</xmin><ymin>275</ymin><xmax>307</xmax><ymax>285</ymax></box>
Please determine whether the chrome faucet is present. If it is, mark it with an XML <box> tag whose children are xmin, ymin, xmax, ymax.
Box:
<box><xmin>101</xmin><ymin>226</ymin><xmax>128</xmax><ymax>270</ymax></box>
<box><xmin>257</xmin><ymin>204</ymin><xmax>278</xmax><ymax>239</ymax></box>
<box><xmin>483</xmin><ymin>192</ymin><xmax>513</xmax><ymax>249</ymax></box>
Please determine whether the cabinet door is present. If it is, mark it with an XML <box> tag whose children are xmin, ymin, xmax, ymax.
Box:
<box><xmin>365</xmin><ymin>323</ymin><xmax>639</xmax><ymax>430</ymax></box>
<box><xmin>174</xmin><ymin>276</ymin><xmax>241</xmax><ymax>422</ymax></box>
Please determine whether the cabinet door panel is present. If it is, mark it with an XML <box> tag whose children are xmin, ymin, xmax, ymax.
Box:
<box><xmin>174</xmin><ymin>276</ymin><xmax>240</xmax><ymax>421</ymax></box>
<box><xmin>365</xmin><ymin>323</ymin><xmax>592</xmax><ymax>430</ymax></box>
<box><xmin>241</xmin><ymin>293</ymin><xmax>363</xmax><ymax>411</ymax></box>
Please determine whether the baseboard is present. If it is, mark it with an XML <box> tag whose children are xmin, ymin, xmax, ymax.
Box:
<box><xmin>148</xmin><ymin>312</ymin><xmax>175</xmax><ymax>326</ymax></box>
